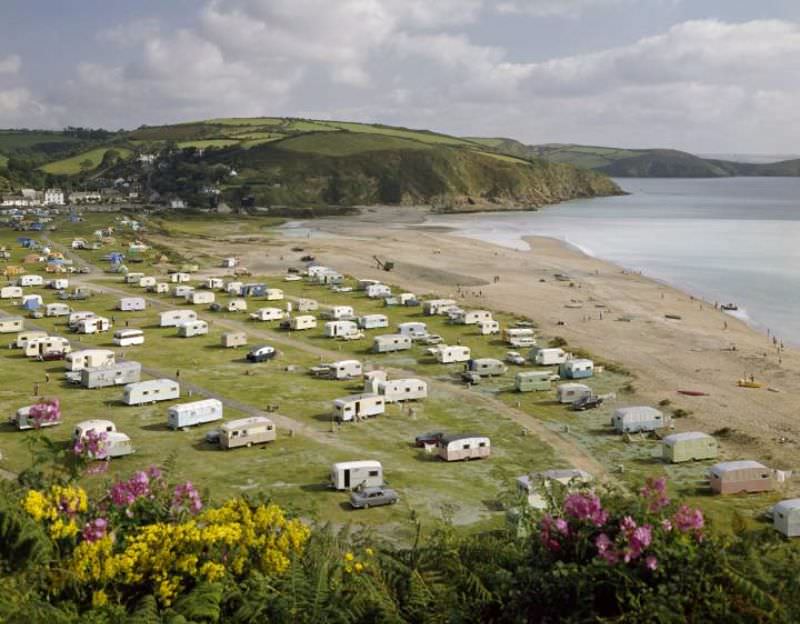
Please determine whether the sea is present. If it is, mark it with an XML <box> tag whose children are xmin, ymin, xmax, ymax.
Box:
<box><xmin>424</xmin><ymin>178</ymin><xmax>800</xmax><ymax>346</ymax></box>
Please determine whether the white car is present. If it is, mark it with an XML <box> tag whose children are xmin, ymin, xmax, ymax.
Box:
<box><xmin>506</xmin><ymin>351</ymin><xmax>526</xmax><ymax>365</ymax></box>
<box><xmin>284</xmin><ymin>275</ymin><xmax>302</xmax><ymax>282</ymax></box>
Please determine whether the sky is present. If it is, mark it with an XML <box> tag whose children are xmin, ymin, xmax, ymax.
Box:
<box><xmin>2</xmin><ymin>0</ymin><xmax>800</xmax><ymax>153</ymax></box>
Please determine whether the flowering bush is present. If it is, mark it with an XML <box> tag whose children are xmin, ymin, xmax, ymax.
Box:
<box><xmin>19</xmin><ymin>465</ymin><xmax>310</xmax><ymax>608</ymax></box>
<box><xmin>27</xmin><ymin>398</ymin><xmax>61</xmax><ymax>428</ymax></box>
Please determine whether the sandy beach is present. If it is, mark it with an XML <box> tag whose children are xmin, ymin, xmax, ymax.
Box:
<box><xmin>155</xmin><ymin>206</ymin><xmax>800</xmax><ymax>471</ymax></box>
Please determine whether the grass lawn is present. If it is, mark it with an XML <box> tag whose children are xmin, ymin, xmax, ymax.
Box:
<box><xmin>40</xmin><ymin>147</ymin><xmax>133</xmax><ymax>175</ymax></box>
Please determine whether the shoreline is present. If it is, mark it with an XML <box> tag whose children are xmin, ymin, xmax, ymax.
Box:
<box><xmin>157</xmin><ymin>207</ymin><xmax>800</xmax><ymax>472</ymax></box>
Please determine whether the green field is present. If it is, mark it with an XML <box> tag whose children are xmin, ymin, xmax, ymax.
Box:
<box><xmin>40</xmin><ymin>147</ymin><xmax>133</xmax><ymax>175</ymax></box>
<box><xmin>175</xmin><ymin>139</ymin><xmax>241</xmax><ymax>150</ymax></box>
<box><xmin>276</xmin><ymin>132</ymin><xmax>433</xmax><ymax>156</ymax></box>
<box><xmin>0</xmin><ymin>130</ymin><xmax>83</xmax><ymax>152</ymax></box>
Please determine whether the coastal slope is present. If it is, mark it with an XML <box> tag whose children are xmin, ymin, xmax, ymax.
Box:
<box><xmin>469</xmin><ymin>137</ymin><xmax>800</xmax><ymax>178</ymax></box>
<box><xmin>0</xmin><ymin>119</ymin><xmax>622</xmax><ymax>211</ymax></box>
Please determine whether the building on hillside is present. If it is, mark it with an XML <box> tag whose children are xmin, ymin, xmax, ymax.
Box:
<box><xmin>44</xmin><ymin>189</ymin><xmax>65</xmax><ymax>205</ymax></box>
<box><xmin>69</xmin><ymin>191</ymin><xmax>102</xmax><ymax>204</ymax></box>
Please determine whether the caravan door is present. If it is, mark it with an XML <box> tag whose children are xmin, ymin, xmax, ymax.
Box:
<box><xmin>344</xmin><ymin>469</ymin><xmax>351</xmax><ymax>489</ymax></box>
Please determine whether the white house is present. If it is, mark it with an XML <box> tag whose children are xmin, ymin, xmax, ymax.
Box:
<box><xmin>44</xmin><ymin>189</ymin><xmax>65</xmax><ymax>206</ymax></box>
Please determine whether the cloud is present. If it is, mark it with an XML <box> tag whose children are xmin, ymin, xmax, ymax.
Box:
<box><xmin>3</xmin><ymin>2</ymin><xmax>800</xmax><ymax>152</ymax></box>
<box><xmin>0</xmin><ymin>54</ymin><xmax>21</xmax><ymax>75</ymax></box>
<box><xmin>495</xmin><ymin>0</ymin><xmax>632</xmax><ymax>18</ymax></box>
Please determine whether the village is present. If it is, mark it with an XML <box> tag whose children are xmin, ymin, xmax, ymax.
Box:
<box><xmin>0</xmin><ymin>210</ymin><xmax>795</xmax><ymax>539</ymax></box>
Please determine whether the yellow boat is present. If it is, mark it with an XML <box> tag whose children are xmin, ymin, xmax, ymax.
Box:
<box><xmin>737</xmin><ymin>379</ymin><xmax>762</xmax><ymax>389</ymax></box>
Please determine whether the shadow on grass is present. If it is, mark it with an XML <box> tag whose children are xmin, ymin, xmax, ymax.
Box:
<box><xmin>140</xmin><ymin>423</ymin><xmax>172</xmax><ymax>432</ymax></box>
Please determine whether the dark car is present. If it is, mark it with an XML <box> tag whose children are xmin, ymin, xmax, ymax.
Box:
<box><xmin>38</xmin><ymin>351</ymin><xmax>65</xmax><ymax>362</ymax></box>
<box><xmin>570</xmin><ymin>395</ymin><xmax>604</xmax><ymax>411</ymax></box>
<box><xmin>247</xmin><ymin>345</ymin><xmax>276</xmax><ymax>362</ymax></box>
<box><xmin>350</xmin><ymin>486</ymin><xmax>399</xmax><ymax>509</ymax></box>
<box><xmin>460</xmin><ymin>370</ymin><xmax>481</xmax><ymax>385</ymax></box>
<box><xmin>300</xmin><ymin>255</ymin><xmax>316</xmax><ymax>262</ymax></box>
<box><xmin>414</xmin><ymin>431</ymin><xmax>444</xmax><ymax>447</ymax></box>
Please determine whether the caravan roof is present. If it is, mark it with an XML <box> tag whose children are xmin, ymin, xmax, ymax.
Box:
<box><xmin>663</xmin><ymin>432</ymin><xmax>712</xmax><ymax>445</ymax></box>
<box><xmin>711</xmin><ymin>460</ymin><xmax>766</xmax><ymax>474</ymax></box>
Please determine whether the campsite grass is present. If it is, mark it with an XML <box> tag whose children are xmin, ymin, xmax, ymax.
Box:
<box><xmin>0</xmin><ymin>213</ymin><xmax>782</xmax><ymax>538</ymax></box>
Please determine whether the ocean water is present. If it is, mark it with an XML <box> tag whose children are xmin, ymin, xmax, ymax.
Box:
<box><xmin>425</xmin><ymin>178</ymin><xmax>800</xmax><ymax>345</ymax></box>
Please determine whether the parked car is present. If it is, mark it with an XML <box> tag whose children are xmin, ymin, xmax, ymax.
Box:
<box><xmin>247</xmin><ymin>345</ymin><xmax>276</xmax><ymax>363</ymax></box>
<box><xmin>300</xmin><ymin>255</ymin><xmax>315</xmax><ymax>262</ymax></box>
<box><xmin>461</xmin><ymin>371</ymin><xmax>481</xmax><ymax>385</ymax></box>
<box><xmin>570</xmin><ymin>395</ymin><xmax>604</xmax><ymax>411</ymax></box>
<box><xmin>209</xmin><ymin>303</ymin><xmax>223</xmax><ymax>312</ymax></box>
<box><xmin>414</xmin><ymin>431</ymin><xmax>444</xmax><ymax>447</ymax></box>
<box><xmin>350</xmin><ymin>486</ymin><xmax>399</xmax><ymax>509</ymax></box>
<box><xmin>419</xmin><ymin>334</ymin><xmax>444</xmax><ymax>345</ymax></box>
<box><xmin>39</xmin><ymin>351</ymin><xmax>65</xmax><ymax>362</ymax></box>
<box><xmin>204</xmin><ymin>430</ymin><xmax>221</xmax><ymax>444</ymax></box>
<box><xmin>505</xmin><ymin>351</ymin><xmax>526</xmax><ymax>365</ymax></box>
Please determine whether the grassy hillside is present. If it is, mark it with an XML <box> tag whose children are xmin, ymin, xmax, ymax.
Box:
<box><xmin>0</xmin><ymin>118</ymin><xmax>622</xmax><ymax>209</ymax></box>
<box><xmin>39</xmin><ymin>146</ymin><xmax>133</xmax><ymax>175</ymax></box>
<box><xmin>473</xmin><ymin>137</ymin><xmax>800</xmax><ymax>178</ymax></box>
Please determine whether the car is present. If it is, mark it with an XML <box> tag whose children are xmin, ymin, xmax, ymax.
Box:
<box><xmin>209</xmin><ymin>303</ymin><xmax>223</xmax><ymax>312</ymax></box>
<box><xmin>570</xmin><ymin>395</ymin><xmax>604</xmax><ymax>411</ymax></box>
<box><xmin>461</xmin><ymin>371</ymin><xmax>481</xmax><ymax>385</ymax></box>
<box><xmin>349</xmin><ymin>486</ymin><xmax>399</xmax><ymax>509</ymax></box>
<box><xmin>414</xmin><ymin>431</ymin><xmax>444</xmax><ymax>447</ymax></box>
<box><xmin>38</xmin><ymin>351</ymin><xmax>65</xmax><ymax>362</ymax></box>
<box><xmin>419</xmin><ymin>334</ymin><xmax>444</xmax><ymax>345</ymax></box>
<box><xmin>284</xmin><ymin>275</ymin><xmax>302</xmax><ymax>282</ymax></box>
<box><xmin>204</xmin><ymin>430</ymin><xmax>221</xmax><ymax>444</ymax></box>
<box><xmin>505</xmin><ymin>351</ymin><xmax>526</xmax><ymax>365</ymax></box>
<box><xmin>247</xmin><ymin>345</ymin><xmax>276</xmax><ymax>362</ymax></box>
<box><xmin>300</xmin><ymin>255</ymin><xmax>315</xmax><ymax>262</ymax></box>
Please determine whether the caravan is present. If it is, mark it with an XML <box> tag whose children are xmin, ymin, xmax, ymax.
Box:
<box><xmin>45</xmin><ymin>303</ymin><xmax>70</xmax><ymax>317</ymax></box>
<box><xmin>73</xmin><ymin>420</ymin><xmax>135</xmax><ymax>459</ymax></box>
<box><xmin>312</xmin><ymin>359</ymin><xmax>363</xmax><ymax>380</ymax></box>
<box><xmin>321</xmin><ymin>305</ymin><xmax>355</xmax><ymax>320</ymax></box>
<box><xmin>334</xmin><ymin>393</ymin><xmax>385</xmax><ymax>422</ymax></box>
<box><xmin>113</xmin><ymin>328</ymin><xmax>145</xmax><ymax>346</ymax></box>
<box><xmin>250</xmin><ymin>307</ymin><xmax>284</xmax><ymax>322</ymax></box>
<box><xmin>0</xmin><ymin>316</ymin><xmax>24</xmax><ymax>334</ymax></box>
<box><xmin>288</xmin><ymin>315</ymin><xmax>317</xmax><ymax>331</ymax></box>
<box><xmin>560</xmin><ymin>359</ymin><xmax>594</xmax><ymax>379</ymax></box>
<box><xmin>177</xmin><ymin>320</ymin><xmax>209</xmax><ymax>337</ymax></box>
<box><xmin>433</xmin><ymin>345</ymin><xmax>471</xmax><ymax>364</ymax></box>
<box><xmin>452</xmin><ymin>310</ymin><xmax>493</xmax><ymax>325</ymax></box>
<box><xmin>118</xmin><ymin>297</ymin><xmax>146</xmax><ymax>311</ymax></box>
<box><xmin>0</xmin><ymin>286</ymin><xmax>23</xmax><ymax>299</ymax></box>
<box><xmin>24</xmin><ymin>336</ymin><xmax>71</xmax><ymax>358</ymax></box>
<box><xmin>611</xmin><ymin>406</ymin><xmax>667</xmax><ymax>434</ymax></box>
<box><xmin>530</xmin><ymin>347</ymin><xmax>568</xmax><ymax>366</ymax></box>
<box><xmin>79</xmin><ymin>361</ymin><xmax>141</xmax><ymax>389</ymax></box>
<box><xmin>159</xmin><ymin>309</ymin><xmax>197</xmax><ymax>327</ymax></box>
<box><xmin>13</xmin><ymin>329</ymin><xmax>47</xmax><ymax>348</ymax></box>
<box><xmin>465</xmin><ymin>358</ymin><xmax>507</xmax><ymax>377</ymax></box>
<box><xmin>138</xmin><ymin>276</ymin><xmax>157</xmax><ymax>288</ymax></box>
<box><xmin>365</xmin><ymin>372</ymin><xmax>428</xmax><ymax>402</ymax></box>
<box><xmin>358</xmin><ymin>314</ymin><xmax>389</xmax><ymax>330</ymax></box>
<box><xmin>324</xmin><ymin>320</ymin><xmax>361</xmax><ymax>339</ymax></box>
<box><xmin>167</xmin><ymin>399</ymin><xmax>223</xmax><ymax>430</ymax></box>
<box><xmin>265</xmin><ymin>288</ymin><xmax>284</xmax><ymax>301</ymax></box>
<box><xmin>66</xmin><ymin>349</ymin><xmax>115</xmax><ymax>372</ymax></box>
<box><xmin>366</xmin><ymin>284</ymin><xmax>391</xmax><ymax>299</ymax></box>
<box><xmin>123</xmin><ymin>379</ymin><xmax>180</xmax><ymax>406</ymax></box>
<box><xmin>372</xmin><ymin>334</ymin><xmax>413</xmax><ymax>353</ymax></box>
<box><xmin>18</xmin><ymin>275</ymin><xmax>44</xmax><ymax>287</ymax></box>
<box><xmin>189</xmin><ymin>291</ymin><xmax>215</xmax><ymax>305</ymax></box>
<box><xmin>397</xmin><ymin>322</ymin><xmax>427</xmax><ymax>339</ymax></box>
<box><xmin>437</xmin><ymin>435</ymin><xmax>491</xmax><ymax>461</ymax></box>
<box><xmin>221</xmin><ymin>331</ymin><xmax>247</xmax><ymax>348</ymax></box>
<box><xmin>422</xmin><ymin>299</ymin><xmax>457</xmax><ymax>316</ymax></box>
<box><xmin>173</xmin><ymin>285</ymin><xmax>194</xmax><ymax>298</ymax></box>
<box><xmin>219</xmin><ymin>416</ymin><xmax>276</xmax><ymax>449</ymax></box>
<box><xmin>330</xmin><ymin>460</ymin><xmax>383</xmax><ymax>490</ymax></box>
<box><xmin>75</xmin><ymin>316</ymin><xmax>111</xmax><ymax>334</ymax></box>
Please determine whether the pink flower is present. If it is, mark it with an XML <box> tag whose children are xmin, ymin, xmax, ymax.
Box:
<box><xmin>595</xmin><ymin>533</ymin><xmax>612</xmax><ymax>553</ymax></box>
<box><xmin>645</xmin><ymin>555</ymin><xmax>658</xmax><ymax>571</ymax></box>
<box><xmin>554</xmin><ymin>518</ymin><xmax>570</xmax><ymax>536</ymax></box>
<box><xmin>673</xmin><ymin>505</ymin><xmax>704</xmax><ymax>533</ymax></box>
<box><xmin>564</xmin><ymin>493</ymin><xmax>608</xmax><ymax>527</ymax></box>
<box><xmin>82</xmin><ymin>517</ymin><xmax>108</xmax><ymax>542</ymax></box>
<box><xmin>171</xmin><ymin>481</ymin><xmax>203</xmax><ymax>515</ymax></box>
<box><xmin>640</xmin><ymin>477</ymin><xmax>670</xmax><ymax>512</ymax></box>
<box><xmin>631</xmin><ymin>526</ymin><xmax>652</xmax><ymax>550</ymax></box>
<box><xmin>620</xmin><ymin>516</ymin><xmax>637</xmax><ymax>532</ymax></box>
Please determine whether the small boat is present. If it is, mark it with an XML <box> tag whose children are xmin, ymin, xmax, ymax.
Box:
<box><xmin>677</xmin><ymin>390</ymin><xmax>709</xmax><ymax>397</ymax></box>
<box><xmin>737</xmin><ymin>379</ymin><xmax>762</xmax><ymax>389</ymax></box>
<box><xmin>721</xmin><ymin>303</ymin><xmax>738</xmax><ymax>311</ymax></box>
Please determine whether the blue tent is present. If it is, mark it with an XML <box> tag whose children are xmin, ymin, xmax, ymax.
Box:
<box><xmin>22</xmin><ymin>299</ymin><xmax>41</xmax><ymax>311</ymax></box>
<box><xmin>17</xmin><ymin>237</ymin><xmax>34</xmax><ymax>248</ymax></box>
<box><xmin>109</xmin><ymin>252</ymin><xmax>125</xmax><ymax>265</ymax></box>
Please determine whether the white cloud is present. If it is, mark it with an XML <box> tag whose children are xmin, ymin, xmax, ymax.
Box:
<box><xmin>0</xmin><ymin>54</ymin><xmax>21</xmax><ymax>75</ymax></box>
<box><xmin>3</xmin><ymin>3</ymin><xmax>800</xmax><ymax>152</ymax></box>
<box><xmin>495</xmin><ymin>0</ymin><xmax>632</xmax><ymax>18</ymax></box>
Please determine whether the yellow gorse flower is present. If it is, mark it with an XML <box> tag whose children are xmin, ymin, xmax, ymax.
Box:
<box><xmin>58</xmin><ymin>496</ymin><xmax>310</xmax><ymax>605</ymax></box>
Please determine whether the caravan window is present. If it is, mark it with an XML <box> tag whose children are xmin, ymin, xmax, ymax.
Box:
<box><xmin>761</xmin><ymin>473</ymin><xmax>769</xmax><ymax>479</ymax></box>
<box><xmin>479</xmin><ymin>442</ymin><xmax>486</xmax><ymax>448</ymax></box>
<box><xmin>368</xmin><ymin>470</ymin><xmax>379</xmax><ymax>477</ymax></box>
<box><xmin>231</xmin><ymin>431</ymin><xmax>239</xmax><ymax>437</ymax></box>
<box><xmin>463</xmin><ymin>444</ymin><xmax>470</xmax><ymax>450</ymax></box>
<box><xmin>241</xmin><ymin>429</ymin><xmax>248</xmax><ymax>436</ymax></box>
